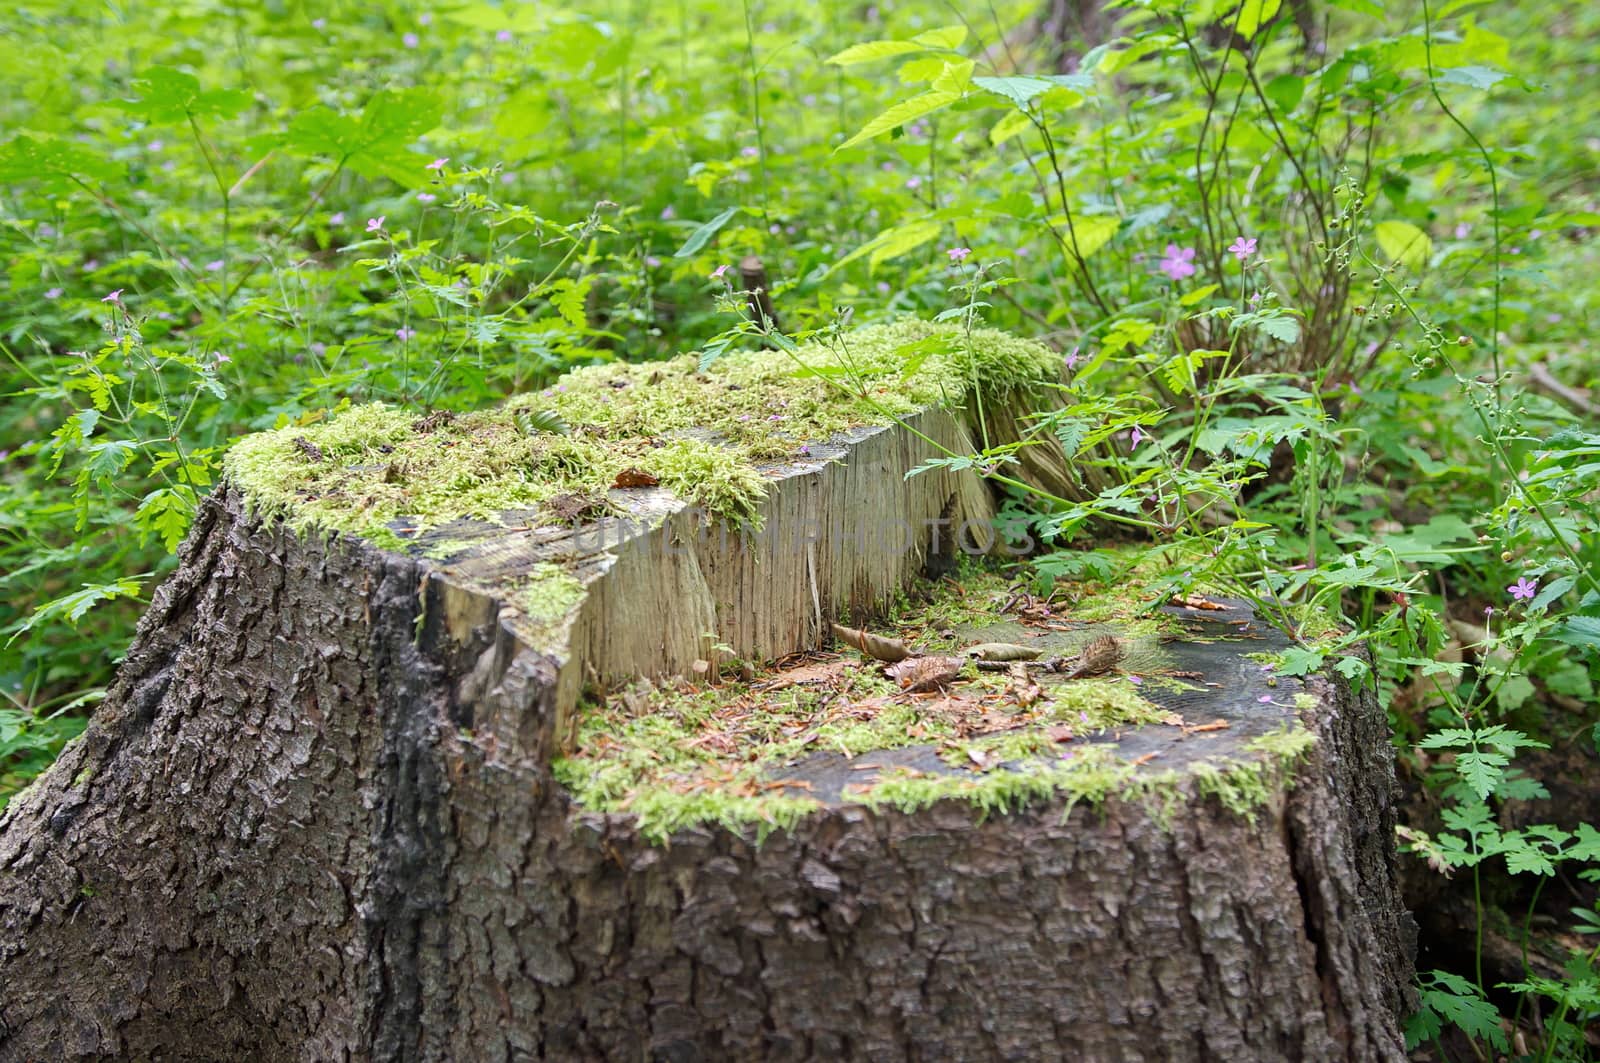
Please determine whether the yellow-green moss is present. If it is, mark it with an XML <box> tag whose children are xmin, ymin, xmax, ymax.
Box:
<box><xmin>519</xmin><ymin>563</ymin><xmax>586</xmax><ymax>641</ymax></box>
<box><xmin>225</xmin><ymin>320</ymin><xmax>1062</xmax><ymax>544</ymax></box>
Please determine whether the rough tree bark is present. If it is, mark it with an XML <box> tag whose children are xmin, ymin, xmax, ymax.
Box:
<box><xmin>0</xmin><ymin>388</ymin><xmax>1413</xmax><ymax>1060</ymax></box>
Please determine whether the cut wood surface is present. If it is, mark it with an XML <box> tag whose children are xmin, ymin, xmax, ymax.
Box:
<box><xmin>0</xmin><ymin>325</ymin><xmax>1414</xmax><ymax>1061</ymax></box>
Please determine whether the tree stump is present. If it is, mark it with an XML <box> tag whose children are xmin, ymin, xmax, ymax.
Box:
<box><xmin>0</xmin><ymin>324</ymin><xmax>1414</xmax><ymax>1061</ymax></box>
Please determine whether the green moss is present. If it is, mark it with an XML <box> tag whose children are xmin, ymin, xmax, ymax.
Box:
<box><xmin>1188</xmin><ymin>726</ymin><xmax>1317</xmax><ymax>822</ymax></box>
<box><xmin>519</xmin><ymin>562</ymin><xmax>586</xmax><ymax>641</ymax></box>
<box><xmin>225</xmin><ymin>320</ymin><xmax>1062</xmax><ymax>544</ymax></box>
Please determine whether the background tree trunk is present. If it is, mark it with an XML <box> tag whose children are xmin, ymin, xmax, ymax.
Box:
<box><xmin>0</xmin><ymin>396</ymin><xmax>1414</xmax><ymax>1060</ymax></box>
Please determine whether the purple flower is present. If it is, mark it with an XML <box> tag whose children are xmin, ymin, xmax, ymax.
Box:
<box><xmin>740</xmin><ymin>146</ymin><xmax>759</xmax><ymax>159</ymax></box>
<box><xmin>329</xmin><ymin>212</ymin><xmax>345</xmax><ymax>225</ymax></box>
<box><xmin>1064</xmin><ymin>347</ymin><xmax>1080</xmax><ymax>370</ymax></box>
<box><xmin>1248</xmin><ymin>291</ymin><xmax>1263</xmax><ymax>307</ymax></box>
<box><xmin>905</xmin><ymin>176</ymin><xmax>922</xmax><ymax>190</ymax></box>
<box><xmin>1484</xmin><ymin>606</ymin><xmax>1494</xmax><ymax>620</ymax></box>
<box><xmin>1227</xmin><ymin>236</ymin><xmax>1257</xmax><ymax>261</ymax></box>
<box><xmin>946</xmin><ymin>246</ymin><xmax>971</xmax><ymax>263</ymax></box>
<box><xmin>396</xmin><ymin>327</ymin><xmax>416</xmax><ymax>342</ymax></box>
<box><xmin>496</xmin><ymin>29</ymin><xmax>513</xmax><ymax>42</ymax></box>
<box><xmin>403</xmin><ymin>31</ymin><xmax>420</xmax><ymax>48</ymax></box>
<box><xmin>417</xmin><ymin>192</ymin><xmax>437</xmax><ymax>203</ymax></box>
<box><xmin>427</xmin><ymin>157</ymin><xmax>449</xmax><ymax>171</ymax></box>
<box><xmin>102</xmin><ymin>289</ymin><xmax>124</xmax><ymax>304</ymax></box>
<box><xmin>44</xmin><ymin>287</ymin><xmax>63</xmax><ymax>299</ymax></box>
<box><xmin>1507</xmin><ymin>577</ymin><xmax>1538</xmax><ymax>601</ymax></box>
<box><xmin>659</xmin><ymin>205</ymin><xmax>675</xmax><ymax>220</ymax></box>
<box><xmin>205</xmin><ymin>260</ymin><xmax>224</xmax><ymax>272</ymax></box>
<box><xmin>312</xmin><ymin>17</ymin><xmax>326</xmax><ymax>29</ymax></box>
<box><xmin>366</xmin><ymin>216</ymin><xmax>385</xmax><ymax>233</ymax></box>
<box><xmin>645</xmin><ymin>255</ymin><xmax>661</xmax><ymax>268</ymax></box>
<box><xmin>215</xmin><ymin>352</ymin><xmax>232</xmax><ymax>364</ymax></box>
<box><xmin>1455</xmin><ymin>222</ymin><xmax>1470</xmax><ymax>239</ymax></box>
<box><xmin>1127</xmin><ymin>675</ymin><xmax>1143</xmax><ymax>686</ymax></box>
<box><xmin>1159</xmin><ymin>244</ymin><xmax>1196</xmax><ymax>281</ymax></box>
<box><xmin>710</xmin><ymin>264</ymin><xmax>730</xmax><ymax>280</ymax></box>
<box><xmin>1129</xmin><ymin>425</ymin><xmax>1144</xmax><ymax>450</ymax></box>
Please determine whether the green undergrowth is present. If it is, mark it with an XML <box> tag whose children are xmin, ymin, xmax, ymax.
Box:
<box><xmin>552</xmin><ymin>565</ymin><xmax>1314</xmax><ymax>844</ymax></box>
<box><xmin>224</xmin><ymin>319</ymin><xmax>1059</xmax><ymax>547</ymax></box>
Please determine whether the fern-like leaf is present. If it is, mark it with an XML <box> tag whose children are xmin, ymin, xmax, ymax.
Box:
<box><xmin>515</xmin><ymin>408</ymin><xmax>570</xmax><ymax>437</ymax></box>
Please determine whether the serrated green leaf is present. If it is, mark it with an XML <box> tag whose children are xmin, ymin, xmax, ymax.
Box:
<box><xmin>1257</xmin><ymin>314</ymin><xmax>1301</xmax><ymax>344</ymax></box>
<box><xmin>973</xmin><ymin>74</ymin><xmax>1092</xmax><ymax>110</ymax></box>
<box><xmin>674</xmin><ymin>206</ymin><xmax>739</xmax><ymax>258</ymax></box>
<box><xmin>1418</xmin><ymin>979</ymin><xmax>1507</xmax><ymax>1051</ymax></box>
<box><xmin>836</xmin><ymin>90</ymin><xmax>960</xmax><ymax>152</ymax></box>
<box><xmin>1551</xmin><ymin>615</ymin><xmax>1600</xmax><ymax>652</ymax></box>
<box><xmin>911</xmin><ymin>25</ymin><xmax>967</xmax><ymax>49</ymax></box>
<box><xmin>826</xmin><ymin>40</ymin><xmax>924</xmax><ymax>66</ymax></box>
<box><xmin>135</xmin><ymin>486</ymin><xmax>197</xmax><ymax>553</ymax></box>
<box><xmin>1375</xmin><ymin>220</ymin><xmax>1432</xmax><ymax>269</ymax></box>
<box><xmin>1276</xmin><ymin>647</ymin><xmax>1325</xmax><ymax>677</ymax></box>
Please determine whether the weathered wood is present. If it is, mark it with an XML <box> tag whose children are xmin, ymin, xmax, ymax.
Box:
<box><xmin>0</xmin><ymin>329</ymin><xmax>1413</xmax><ymax>1061</ymax></box>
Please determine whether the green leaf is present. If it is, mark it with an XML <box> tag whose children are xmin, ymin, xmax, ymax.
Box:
<box><xmin>911</xmin><ymin>25</ymin><xmax>967</xmax><ymax>49</ymax></box>
<box><xmin>1455</xmin><ymin>750</ymin><xmax>1509</xmax><ymax>801</ymax></box>
<box><xmin>515</xmin><ymin>408</ymin><xmax>571</xmax><ymax>436</ymax></box>
<box><xmin>0</xmin><ymin>134</ymin><xmax>122</xmax><ymax>193</ymax></box>
<box><xmin>836</xmin><ymin>90</ymin><xmax>961</xmax><ymax>152</ymax></box>
<box><xmin>989</xmin><ymin>109</ymin><xmax>1034</xmax><ymax>146</ymax></box>
<box><xmin>117</xmin><ymin>66</ymin><xmax>250</xmax><ymax>123</ymax></box>
<box><xmin>1375</xmin><ymin>220</ymin><xmax>1432</xmax><ymax>269</ymax></box>
<box><xmin>1263</xmin><ymin>74</ymin><xmax>1304</xmax><ymax>112</ymax></box>
<box><xmin>1232</xmin><ymin>0</ymin><xmax>1282</xmax><ymax>38</ymax></box>
<box><xmin>674</xmin><ymin>207</ymin><xmax>740</xmax><ymax>258</ymax></box>
<box><xmin>898</xmin><ymin>56</ymin><xmax>947</xmax><ymax>84</ymax></box>
<box><xmin>135</xmin><ymin>486</ymin><xmax>197</xmax><ymax>553</ymax></box>
<box><xmin>1435</xmin><ymin>65</ymin><xmax>1509</xmax><ymax>90</ymax></box>
<box><xmin>1179</xmin><ymin>283</ymin><xmax>1220</xmax><ymax>306</ymax></box>
<box><xmin>13</xmin><ymin>577</ymin><xmax>147</xmax><ymax>640</ymax></box>
<box><xmin>826</xmin><ymin>40</ymin><xmax>925</xmax><ymax>66</ymax></box>
<box><xmin>1256</xmin><ymin>314</ymin><xmax>1301</xmax><ymax>344</ymax></box>
<box><xmin>833</xmin><ymin>219</ymin><xmax>943</xmax><ymax>273</ymax></box>
<box><xmin>1416</xmin><ymin>975</ymin><xmax>1507</xmax><ymax>1051</ymax></box>
<box><xmin>544</xmin><ymin>276</ymin><xmax>593</xmax><ymax>328</ymax></box>
<box><xmin>973</xmin><ymin>74</ymin><xmax>1092</xmax><ymax>110</ymax></box>
<box><xmin>1276</xmin><ymin>647</ymin><xmax>1325</xmax><ymax>677</ymax></box>
<box><xmin>285</xmin><ymin>88</ymin><xmax>442</xmax><ymax>185</ymax></box>
<box><xmin>1054</xmin><ymin>215</ymin><xmax>1120</xmax><ymax>261</ymax></box>
<box><xmin>930</xmin><ymin>59</ymin><xmax>975</xmax><ymax>95</ymax></box>
<box><xmin>1550</xmin><ymin>615</ymin><xmax>1600</xmax><ymax>652</ymax></box>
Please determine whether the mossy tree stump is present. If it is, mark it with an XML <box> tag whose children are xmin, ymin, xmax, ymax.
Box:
<box><xmin>0</xmin><ymin>324</ymin><xmax>1412</xmax><ymax>1060</ymax></box>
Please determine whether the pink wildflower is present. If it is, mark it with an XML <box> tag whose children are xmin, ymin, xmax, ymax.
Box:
<box><xmin>1159</xmin><ymin>244</ymin><xmax>1196</xmax><ymax>281</ymax></box>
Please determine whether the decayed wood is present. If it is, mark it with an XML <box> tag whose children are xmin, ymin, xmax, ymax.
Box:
<box><xmin>0</xmin><ymin>363</ymin><xmax>1413</xmax><ymax>1059</ymax></box>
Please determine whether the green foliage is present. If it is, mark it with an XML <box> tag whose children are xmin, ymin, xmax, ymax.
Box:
<box><xmin>2</xmin><ymin>1</ymin><xmax>1599</xmax><ymax>1052</ymax></box>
